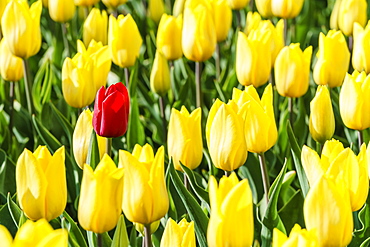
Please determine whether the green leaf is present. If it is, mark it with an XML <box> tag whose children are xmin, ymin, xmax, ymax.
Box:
<box><xmin>86</xmin><ymin>130</ymin><xmax>100</xmax><ymax>170</ymax></box>
<box><xmin>0</xmin><ymin>201</ymin><xmax>18</xmax><ymax>237</ymax></box>
<box><xmin>62</xmin><ymin>211</ymin><xmax>88</xmax><ymax>247</ymax></box>
<box><xmin>6</xmin><ymin>193</ymin><xmax>21</xmax><ymax>229</ymax></box>
<box><xmin>48</xmin><ymin>101</ymin><xmax>74</xmax><ymax>144</ymax></box>
<box><xmin>32</xmin><ymin>115</ymin><xmax>62</xmax><ymax>151</ymax></box>
<box><xmin>111</xmin><ymin>215</ymin><xmax>129</xmax><ymax>247</ymax></box>
<box><xmin>0</xmin><ymin>149</ymin><xmax>16</xmax><ymax>197</ymax></box>
<box><xmin>127</xmin><ymin>97</ymin><xmax>145</xmax><ymax>151</ymax></box>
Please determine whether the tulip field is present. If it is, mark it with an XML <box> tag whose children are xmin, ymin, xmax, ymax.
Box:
<box><xmin>2</xmin><ymin>0</ymin><xmax>370</xmax><ymax>246</ymax></box>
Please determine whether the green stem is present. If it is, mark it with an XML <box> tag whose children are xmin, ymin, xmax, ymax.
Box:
<box><xmin>9</xmin><ymin>81</ymin><xmax>15</xmax><ymax>139</ymax></box>
<box><xmin>144</xmin><ymin>224</ymin><xmax>152</xmax><ymax>247</ymax></box>
<box><xmin>283</xmin><ymin>18</ymin><xmax>288</xmax><ymax>45</ymax></box>
<box><xmin>258</xmin><ymin>152</ymin><xmax>270</xmax><ymax>203</ymax></box>
<box><xmin>195</xmin><ymin>62</ymin><xmax>202</xmax><ymax>108</ymax></box>
<box><xmin>22</xmin><ymin>59</ymin><xmax>34</xmax><ymax>115</ymax></box>
<box><xmin>358</xmin><ymin>130</ymin><xmax>363</xmax><ymax>149</ymax></box>
<box><xmin>159</xmin><ymin>96</ymin><xmax>167</xmax><ymax>144</ymax></box>
<box><xmin>106</xmin><ymin>138</ymin><xmax>112</xmax><ymax>157</ymax></box>
<box><xmin>97</xmin><ymin>233</ymin><xmax>103</xmax><ymax>247</ymax></box>
<box><xmin>215</xmin><ymin>44</ymin><xmax>220</xmax><ymax>80</ymax></box>
<box><xmin>288</xmin><ymin>97</ymin><xmax>294</xmax><ymax>128</ymax></box>
<box><xmin>61</xmin><ymin>23</ymin><xmax>70</xmax><ymax>57</ymax></box>
<box><xmin>316</xmin><ymin>142</ymin><xmax>322</xmax><ymax>156</ymax></box>
<box><xmin>124</xmin><ymin>67</ymin><xmax>130</xmax><ymax>87</ymax></box>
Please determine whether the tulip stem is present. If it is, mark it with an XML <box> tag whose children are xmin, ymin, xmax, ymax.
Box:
<box><xmin>159</xmin><ymin>96</ymin><xmax>167</xmax><ymax>143</ymax></box>
<box><xmin>283</xmin><ymin>18</ymin><xmax>288</xmax><ymax>45</ymax></box>
<box><xmin>9</xmin><ymin>81</ymin><xmax>15</xmax><ymax>139</ymax></box>
<box><xmin>195</xmin><ymin>62</ymin><xmax>202</xmax><ymax>108</ymax></box>
<box><xmin>143</xmin><ymin>224</ymin><xmax>152</xmax><ymax>247</ymax></box>
<box><xmin>97</xmin><ymin>233</ymin><xmax>103</xmax><ymax>247</ymax></box>
<box><xmin>288</xmin><ymin>97</ymin><xmax>294</xmax><ymax>128</ymax></box>
<box><xmin>358</xmin><ymin>130</ymin><xmax>363</xmax><ymax>149</ymax></box>
<box><xmin>107</xmin><ymin>138</ymin><xmax>112</xmax><ymax>157</ymax></box>
<box><xmin>61</xmin><ymin>23</ymin><xmax>70</xmax><ymax>58</ymax></box>
<box><xmin>124</xmin><ymin>67</ymin><xmax>130</xmax><ymax>87</ymax></box>
<box><xmin>22</xmin><ymin>59</ymin><xmax>34</xmax><ymax>116</ymax></box>
<box><xmin>258</xmin><ymin>152</ymin><xmax>270</xmax><ymax>203</ymax></box>
<box><xmin>215</xmin><ymin>44</ymin><xmax>220</xmax><ymax>80</ymax></box>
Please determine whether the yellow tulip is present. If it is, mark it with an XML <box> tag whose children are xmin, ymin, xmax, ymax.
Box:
<box><xmin>236</xmin><ymin>30</ymin><xmax>272</xmax><ymax>87</ymax></box>
<box><xmin>304</xmin><ymin>175</ymin><xmax>353</xmax><ymax>246</ymax></box>
<box><xmin>274</xmin><ymin>43</ymin><xmax>312</xmax><ymax>98</ymax></box>
<box><xmin>160</xmin><ymin>218</ymin><xmax>196</xmax><ymax>247</ymax></box>
<box><xmin>0</xmin><ymin>39</ymin><xmax>23</xmax><ymax>82</ymax></box>
<box><xmin>16</xmin><ymin>146</ymin><xmax>67</xmax><ymax>221</ymax></box>
<box><xmin>48</xmin><ymin>0</ymin><xmax>75</xmax><ymax>23</ymax></box>
<box><xmin>78</xmin><ymin>154</ymin><xmax>124</xmax><ymax>233</ymax></box>
<box><xmin>62</xmin><ymin>39</ymin><xmax>111</xmax><ymax>108</ymax></box>
<box><xmin>255</xmin><ymin>0</ymin><xmax>272</xmax><ymax>17</ymax></box>
<box><xmin>148</xmin><ymin>0</ymin><xmax>165</xmax><ymax>24</ymax></box>
<box><xmin>244</xmin><ymin>11</ymin><xmax>261</xmax><ymax>36</ymax></box>
<box><xmin>309</xmin><ymin>86</ymin><xmax>335</xmax><ymax>143</ymax></box>
<box><xmin>207</xmin><ymin>173</ymin><xmax>254</xmax><ymax>246</ymax></box>
<box><xmin>313</xmin><ymin>30</ymin><xmax>350</xmax><ymax>88</ymax></box>
<box><xmin>74</xmin><ymin>0</ymin><xmax>100</xmax><ymax>6</ymax></box>
<box><xmin>352</xmin><ymin>21</ymin><xmax>370</xmax><ymax>73</ymax></box>
<box><xmin>182</xmin><ymin>0</ymin><xmax>217</xmax><ymax>62</ymax></box>
<box><xmin>150</xmin><ymin>51</ymin><xmax>171</xmax><ymax>96</ymax></box>
<box><xmin>102</xmin><ymin>0</ymin><xmax>127</xmax><ymax>8</ymax></box>
<box><xmin>271</xmin><ymin>0</ymin><xmax>304</xmax><ymax>19</ymax></box>
<box><xmin>83</xmin><ymin>8</ymin><xmax>108</xmax><ymax>46</ymax></box>
<box><xmin>1</xmin><ymin>0</ymin><xmax>42</xmax><ymax>59</ymax></box>
<box><xmin>0</xmin><ymin>0</ymin><xmax>8</xmax><ymax>23</ymax></box>
<box><xmin>339</xmin><ymin>71</ymin><xmax>370</xmax><ymax>130</ymax></box>
<box><xmin>157</xmin><ymin>14</ymin><xmax>183</xmax><ymax>61</ymax></box>
<box><xmin>119</xmin><ymin>144</ymin><xmax>169</xmax><ymax>225</ymax></box>
<box><xmin>337</xmin><ymin>0</ymin><xmax>367</xmax><ymax>36</ymax></box>
<box><xmin>206</xmin><ymin>99</ymin><xmax>248</xmax><ymax>171</ymax></box>
<box><xmin>272</xmin><ymin>224</ymin><xmax>319</xmax><ymax>247</ymax></box>
<box><xmin>72</xmin><ymin>109</ymin><xmax>107</xmax><ymax>169</ymax></box>
<box><xmin>173</xmin><ymin>0</ymin><xmax>185</xmax><ymax>17</ymax></box>
<box><xmin>210</xmin><ymin>0</ymin><xmax>232</xmax><ymax>42</ymax></box>
<box><xmin>108</xmin><ymin>13</ymin><xmax>142</xmax><ymax>68</ymax></box>
<box><xmin>168</xmin><ymin>106</ymin><xmax>203</xmax><ymax>171</ymax></box>
<box><xmin>227</xmin><ymin>0</ymin><xmax>250</xmax><ymax>10</ymax></box>
<box><xmin>0</xmin><ymin>225</ymin><xmax>12</xmax><ymax>247</ymax></box>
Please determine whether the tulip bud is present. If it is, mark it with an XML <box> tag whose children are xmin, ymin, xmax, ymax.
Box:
<box><xmin>207</xmin><ymin>173</ymin><xmax>254</xmax><ymax>246</ymax></box>
<box><xmin>168</xmin><ymin>106</ymin><xmax>203</xmax><ymax>171</ymax></box>
<box><xmin>352</xmin><ymin>21</ymin><xmax>370</xmax><ymax>73</ymax></box>
<box><xmin>244</xmin><ymin>11</ymin><xmax>261</xmax><ymax>36</ymax></box>
<box><xmin>272</xmin><ymin>224</ymin><xmax>319</xmax><ymax>247</ymax></box>
<box><xmin>0</xmin><ymin>1</ymin><xmax>8</xmax><ymax>23</ymax></box>
<box><xmin>206</xmin><ymin>99</ymin><xmax>248</xmax><ymax>171</ymax></box>
<box><xmin>157</xmin><ymin>14</ymin><xmax>183</xmax><ymax>61</ymax></box>
<box><xmin>102</xmin><ymin>0</ymin><xmax>127</xmax><ymax>8</ymax></box>
<box><xmin>210</xmin><ymin>0</ymin><xmax>232</xmax><ymax>42</ymax></box>
<box><xmin>0</xmin><ymin>39</ymin><xmax>23</xmax><ymax>82</ymax></box>
<box><xmin>16</xmin><ymin>146</ymin><xmax>67</xmax><ymax>221</ymax></box>
<box><xmin>1</xmin><ymin>0</ymin><xmax>42</xmax><ymax>59</ymax></box>
<box><xmin>74</xmin><ymin>0</ymin><xmax>100</xmax><ymax>7</ymax></box>
<box><xmin>48</xmin><ymin>0</ymin><xmax>75</xmax><ymax>23</ymax></box>
<box><xmin>150</xmin><ymin>51</ymin><xmax>171</xmax><ymax>96</ymax></box>
<box><xmin>119</xmin><ymin>145</ymin><xmax>169</xmax><ymax>225</ymax></box>
<box><xmin>309</xmin><ymin>86</ymin><xmax>335</xmax><ymax>143</ymax></box>
<box><xmin>304</xmin><ymin>175</ymin><xmax>353</xmax><ymax>246</ymax></box>
<box><xmin>337</xmin><ymin>0</ymin><xmax>367</xmax><ymax>36</ymax></box>
<box><xmin>227</xmin><ymin>0</ymin><xmax>250</xmax><ymax>10</ymax></box>
<box><xmin>182</xmin><ymin>0</ymin><xmax>217</xmax><ymax>62</ymax></box>
<box><xmin>93</xmin><ymin>83</ymin><xmax>130</xmax><ymax>138</ymax></box>
<box><xmin>313</xmin><ymin>30</ymin><xmax>350</xmax><ymax>88</ymax></box>
<box><xmin>160</xmin><ymin>218</ymin><xmax>196</xmax><ymax>247</ymax></box>
<box><xmin>83</xmin><ymin>8</ymin><xmax>108</xmax><ymax>46</ymax></box>
<box><xmin>0</xmin><ymin>225</ymin><xmax>12</xmax><ymax>247</ymax></box>
<box><xmin>275</xmin><ymin>44</ymin><xmax>312</xmax><ymax>98</ymax></box>
<box><xmin>271</xmin><ymin>0</ymin><xmax>304</xmax><ymax>19</ymax></box>
<box><xmin>148</xmin><ymin>0</ymin><xmax>166</xmax><ymax>24</ymax></box>
<box><xmin>339</xmin><ymin>71</ymin><xmax>370</xmax><ymax>130</ymax></box>
<box><xmin>255</xmin><ymin>0</ymin><xmax>272</xmax><ymax>18</ymax></box>
<box><xmin>236</xmin><ymin>30</ymin><xmax>272</xmax><ymax>87</ymax></box>
<box><xmin>73</xmin><ymin>109</ymin><xmax>108</xmax><ymax>169</ymax></box>
<box><xmin>108</xmin><ymin>14</ymin><xmax>143</xmax><ymax>68</ymax></box>
<box><xmin>78</xmin><ymin>154</ymin><xmax>124</xmax><ymax>233</ymax></box>
<box><xmin>173</xmin><ymin>0</ymin><xmax>185</xmax><ymax>17</ymax></box>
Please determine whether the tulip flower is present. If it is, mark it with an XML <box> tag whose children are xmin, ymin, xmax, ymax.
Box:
<box><xmin>236</xmin><ymin>30</ymin><xmax>272</xmax><ymax>87</ymax></box>
<box><xmin>148</xmin><ymin>0</ymin><xmax>165</xmax><ymax>24</ymax></box>
<box><xmin>313</xmin><ymin>30</ymin><xmax>350</xmax><ymax>88</ymax></box>
<box><xmin>168</xmin><ymin>106</ymin><xmax>203</xmax><ymax>171</ymax></box>
<box><xmin>244</xmin><ymin>11</ymin><xmax>262</xmax><ymax>36</ymax></box>
<box><xmin>182</xmin><ymin>0</ymin><xmax>216</xmax><ymax>62</ymax></box>
<box><xmin>272</xmin><ymin>224</ymin><xmax>319</xmax><ymax>247</ymax></box>
<box><xmin>206</xmin><ymin>99</ymin><xmax>248</xmax><ymax>171</ymax></box>
<box><xmin>150</xmin><ymin>51</ymin><xmax>171</xmax><ymax>96</ymax></box>
<box><xmin>119</xmin><ymin>144</ymin><xmax>169</xmax><ymax>225</ymax></box>
<box><xmin>102</xmin><ymin>0</ymin><xmax>127</xmax><ymax>8</ymax></box>
<box><xmin>92</xmin><ymin>83</ymin><xmax>130</xmax><ymax>138</ymax></box>
<box><xmin>304</xmin><ymin>175</ymin><xmax>353</xmax><ymax>246</ymax></box>
<box><xmin>352</xmin><ymin>21</ymin><xmax>370</xmax><ymax>73</ymax></box>
<box><xmin>48</xmin><ymin>0</ymin><xmax>75</xmax><ymax>23</ymax></box>
<box><xmin>78</xmin><ymin>154</ymin><xmax>124</xmax><ymax>233</ymax></box>
<box><xmin>274</xmin><ymin>43</ymin><xmax>312</xmax><ymax>98</ymax></box>
<box><xmin>309</xmin><ymin>86</ymin><xmax>335</xmax><ymax>143</ymax></box>
<box><xmin>0</xmin><ymin>39</ymin><xmax>23</xmax><ymax>82</ymax></box>
<box><xmin>0</xmin><ymin>1</ymin><xmax>8</xmax><ymax>23</ymax></box>
<box><xmin>74</xmin><ymin>0</ymin><xmax>100</xmax><ymax>6</ymax></box>
<box><xmin>108</xmin><ymin>13</ymin><xmax>142</xmax><ymax>68</ymax></box>
<box><xmin>210</xmin><ymin>0</ymin><xmax>232</xmax><ymax>42</ymax></box>
<box><xmin>339</xmin><ymin>71</ymin><xmax>370</xmax><ymax>130</ymax></box>
<box><xmin>83</xmin><ymin>8</ymin><xmax>108</xmax><ymax>46</ymax></box>
<box><xmin>271</xmin><ymin>0</ymin><xmax>304</xmax><ymax>19</ymax></box>
<box><xmin>157</xmin><ymin>14</ymin><xmax>183</xmax><ymax>61</ymax></box>
<box><xmin>1</xmin><ymin>0</ymin><xmax>42</xmax><ymax>59</ymax></box>
<box><xmin>337</xmin><ymin>0</ymin><xmax>367</xmax><ymax>36</ymax></box>
<box><xmin>227</xmin><ymin>0</ymin><xmax>250</xmax><ymax>10</ymax></box>
<box><xmin>207</xmin><ymin>173</ymin><xmax>254</xmax><ymax>246</ymax></box>
<box><xmin>255</xmin><ymin>0</ymin><xmax>272</xmax><ymax>18</ymax></box>
<box><xmin>0</xmin><ymin>225</ymin><xmax>12</xmax><ymax>247</ymax></box>
<box><xmin>73</xmin><ymin>109</ymin><xmax>107</xmax><ymax>169</ymax></box>
<box><xmin>16</xmin><ymin>146</ymin><xmax>67</xmax><ymax>221</ymax></box>
<box><xmin>160</xmin><ymin>218</ymin><xmax>196</xmax><ymax>247</ymax></box>
<box><xmin>62</xmin><ymin>39</ymin><xmax>111</xmax><ymax>108</ymax></box>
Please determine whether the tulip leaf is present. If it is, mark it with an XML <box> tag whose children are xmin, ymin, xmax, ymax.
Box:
<box><xmin>169</xmin><ymin>160</ymin><xmax>209</xmax><ymax>247</ymax></box>
<box><xmin>127</xmin><ymin>97</ymin><xmax>145</xmax><ymax>151</ymax></box>
<box><xmin>32</xmin><ymin>60</ymin><xmax>52</xmax><ymax>113</ymax></box>
<box><xmin>350</xmin><ymin>198</ymin><xmax>370</xmax><ymax>246</ymax></box>
<box><xmin>0</xmin><ymin>149</ymin><xmax>16</xmax><ymax>197</ymax></box>
<box><xmin>86</xmin><ymin>130</ymin><xmax>100</xmax><ymax>170</ymax></box>
<box><xmin>277</xmin><ymin>189</ymin><xmax>304</xmax><ymax>233</ymax></box>
<box><xmin>111</xmin><ymin>215</ymin><xmax>129</xmax><ymax>247</ymax></box>
<box><xmin>6</xmin><ymin>193</ymin><xmax>21</xmax><ymax>229</ymax></box>
<box><xmin>32</xmin><ymin>115</ymin><xmax>62</xmax><ymax>151</ymax></box>
<box><xmin>62</xmin><ymin>211</ymin><xmax>88</xmax><ymax>247</ymax></box>
<box><xmin>48</xmin><ymin>102</ymin><xmax>74</xmax><ymax>144</ymax></box>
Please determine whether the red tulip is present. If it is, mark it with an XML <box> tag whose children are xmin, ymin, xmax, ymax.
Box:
<box><xmin>93</xmin><ymin>83</ymin><xmax>130</xmax><ymax>138</ymax></box>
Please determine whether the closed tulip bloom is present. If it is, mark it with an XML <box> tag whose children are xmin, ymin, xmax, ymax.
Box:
<box><xmin>259</xmin><ymin>20</ymin><xmax>285</xmax><ymax>67</ymax></box>
<box><xmin>157</xmin><ymin>14</ymin><xmax>183</xmax><ymax>61</ymax></box>
<box><xmin>255</xmin><ymin>0</ymin><xmax>272</xmax><ymax>18</ymax></box>
<box><xmin>149</xmin><ymin>0</ymin><xmax>165</xmax><ymax>24</ymax></box>
<box><xmin>48</xmin><ymin>0</ymin><xmax>75</xmax><ymax>23</ymax></box>
<box><xmin>74</xmin><ymin>0</ymin><xmax>100</xmax><ymax>6</ymax></box>
<box><xmin>1</xmin><ymin>0</ymin><xmax>42</xmax><ymax>59</ymax></box>
<box><xmin>83</xmin><ymin>8</ymin><xmax>108</xmax><ymax>46</ymax></box>
<box><xmin>210</xmin><ymin>0</ymin><xmax>232</xmax><ymax>42</ymax></box>
<box><xmin>93</xmin><ymin>83</ymin><xmax>130</xmax><ymax>138</ymax></box>
<box><xmin>0</xmin><ymin>39</ymin><xmax>23</xmax><ymax>81</ymax></box>
<box><xmin>0</xmin><ymin>1</ymin><xmax>8</xmax><ymax>23</ymax></box>
<box><xmin>102</xmin><ymin>0</ymin><xmax>127</xmax><ymax>8</ymax></box>
<box><xmin>352</xmin><ymin>21</ymin><xmax>370</xmax><ymax>73</ymax></box>
<box><xmin>206</xmin><ymin>99</ymin><xmax>248</xmax><ymax>171</ymax></box>
<box><xmin>309</xmin><ymin>86</ymin><xmax>335</xmax><ymax>143</ymax></box>
<box><xmin>272</xmin><ymin>224</ymin><xmax>319</xmax><ymax>247</ymax></box>
<box><xmin>227</xmin><ymin>0</ymin><xmax>250</xmax><ymax>10</ymax></box>
<box><xmin>313</xmin><ymin>30</ymin><xmax>350</xmax><ymax>88</ymax></box>
<box><xmin>78</xmin><ymin>154</ymin><xmax>124</xmax><ymax>233</ymax></box>
<box><xmin>304</xmin><ymin>175</ymin><xmax>353</xmax><ymax>246</ymax></box>
<box><xmin>16</xmin><ymin>146</ymin><xmax>67</xmax><ymax>221</ymax></box>
<box><xmin>160</xmin><ymin>218</ymin><xmax>196</xmax><ymax>247</ymax></box>
<box><xmin>150</xmin><ymin>51</ymin><xmax>171</xmax><ymax>96</ymax></box>
<box><xmin>207</xmin><ymin>173</ymin><xmax>254</xmax><ymax>246</ymax></box>
<box><xmin>339</xmin><ymin>71</ymin><xmax>370</xmax><ymax>130</ymax></box>
<box><xmin>0</xmin><ymin>225</ymin><xmax>12</xmax><ymax>247</ymax></box>
<box><xmin>271</xmin><ymin>0</ymin><xmax>304</xmax><ymax>19</ymax></box>
<box><xmin>182</xmin><ymin>0</ymin><xmax>217</xmax><ymax>62</ymax></box>
<box><xmin>275</xmin><ymin>44</ymin><xmax>312</xmax><ymax>98</ymax></box>
<box><xmin>236</xmin><ymin>30</ymin><xmax>272</xmax><ymax>87</ymax></box>
<box><xmin>119</xmin><ymin>145</ymin><xmax>169</xmax><ymax>225</ymax></box>
<box><xmin>109</xmin><ymin>14</ymin><xmax>142</xmax><ymax>68</ymax></box>
<box><xmin>168</xmin><ymin>106</ymin><xmax>203</xmax><ymax>171</ymax></box>
<box><xmin>244</xmin><ymin>12</ymin><xmax>261</xmax><ymax>36</ymax></box>
<box><xmin>337</xmin><ymin>0</ymin><xmax>367</xmax><ymax>36</ymax></box>
<box><xmin>73</xmin><ymin>109</ymin><xmax>107</xmax><ymax>169</ymax></box>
